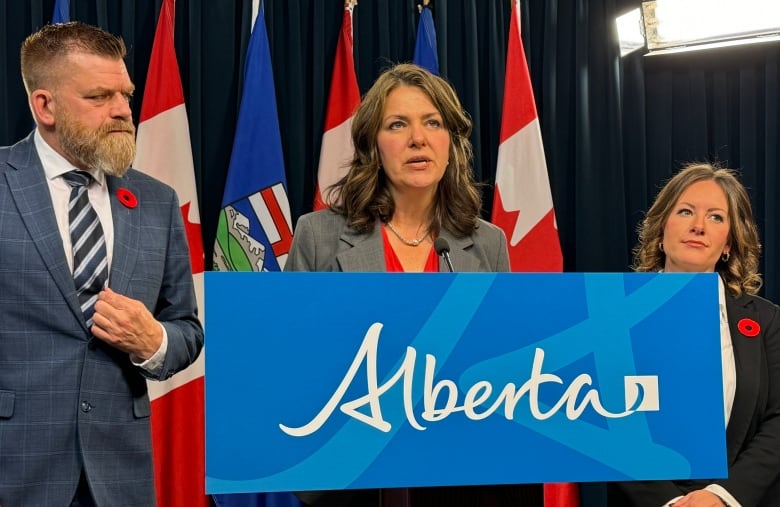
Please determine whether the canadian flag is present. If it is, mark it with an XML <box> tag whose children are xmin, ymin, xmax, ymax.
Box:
<box><xmin>490</xmin><ymin>1</ymin><xmax>571</xmax><ymax>503</ymax></box>
<box><xmin>313</xmin><ymin>0</ymin><xmax>360</xmax><ymax>210</ymax></box>
<box><xmin>133</xmin><ymin>0</ymin><xmax>208</xmax><ymax>506</ymax></box>
<box><xmin>491</xmin><ymin>0</ymin><xmax>562</xmax><ymax>273</ymax></box>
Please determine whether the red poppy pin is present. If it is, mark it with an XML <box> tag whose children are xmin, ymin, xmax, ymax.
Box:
<box><xmin>117</xmin><ymin>188</ymin><xmax>137</xmax><ymax>209</ymax></box>
<box><xmin>737</xmin><ymin>318</ymin><xmax>760</xmax><ymax>338</ymax></box>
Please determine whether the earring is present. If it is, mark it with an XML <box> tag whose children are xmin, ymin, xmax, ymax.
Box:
<box><xmin>659</xmin><ymin>242</ymin><xmax>664</xmax><ymax>253</ymax></box>
<box><xmin>721</xmin><ymin>252</ymin><xmax>730</xmax><ymax>263</ymax></box>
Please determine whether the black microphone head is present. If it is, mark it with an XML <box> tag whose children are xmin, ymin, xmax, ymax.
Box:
<box><xmin>434</xmin><ymin>237</ymin><xmax>450</xmax><ymax>255</ymax></box>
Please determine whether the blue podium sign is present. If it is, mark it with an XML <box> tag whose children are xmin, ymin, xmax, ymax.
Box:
<box><xmin>205</xmin><ymin>272</ymin><xmax>726</xmax><ymax>493</ymax></box>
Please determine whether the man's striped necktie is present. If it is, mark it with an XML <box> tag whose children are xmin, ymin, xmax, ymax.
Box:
<box><xmin>62</xmin><ymin>170</ymin><xmax>108</xmax><ymax>327</ymax></box>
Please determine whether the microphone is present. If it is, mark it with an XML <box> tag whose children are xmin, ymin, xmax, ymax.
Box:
<box><xmin>434</xmin><ymin>237</ymin><xmax>455</xmax><ymax>272</ymax></box>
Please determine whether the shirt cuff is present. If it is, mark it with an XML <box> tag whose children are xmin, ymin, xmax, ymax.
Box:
<box><xmin>131</xmin><ymin>322</ymin><xmax>168</xmax><ymax>375</ymax></box>
<box><xmin>705</xmin><ymin>484</ymin><xmax>740</xmax><ymax>507</ymax></box>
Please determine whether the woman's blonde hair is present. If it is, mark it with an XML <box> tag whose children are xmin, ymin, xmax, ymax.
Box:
<box><xmin>633</xmin><ymin>163</ymin><xmax>762</xmax><ymax>296</ymax></box>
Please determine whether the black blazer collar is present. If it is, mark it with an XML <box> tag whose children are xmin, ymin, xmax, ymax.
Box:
<box><xmin>725</xmin><ymin>294</ymin><xmax>762</xmax><ymax>464</ymax></box>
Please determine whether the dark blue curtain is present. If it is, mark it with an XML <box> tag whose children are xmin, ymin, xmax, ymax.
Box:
<box><xmin>4</xmin><ymin>0</ymin><xmax>779</xmax><ymax>301</ymax></box>
<box><xmin>2</xmin><ymin>2</ymin><xmax>780</xmax><ymax>502</ymax></box>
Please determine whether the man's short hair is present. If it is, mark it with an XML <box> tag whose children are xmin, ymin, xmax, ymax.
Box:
<box><xmin>21</xmin><ymin>21</ymin><xmax>127</xmax><ymax>94</ymax></box>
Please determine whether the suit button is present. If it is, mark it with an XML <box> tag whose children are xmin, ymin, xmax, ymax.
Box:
<box><xmin>80</xmin><ymin>401</ymin><xmax>93</xmax><ymax>412</ymax></box>
<box><xmin>88</xmin><ymin>339</ymin><xmax>97</xmax><ymax>350</ymax></box>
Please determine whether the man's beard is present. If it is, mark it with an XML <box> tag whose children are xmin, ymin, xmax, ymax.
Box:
<box><xmin>57</xmin><ymin>109</ymin><xmax>136</xmax><ymax>177</ymax></box>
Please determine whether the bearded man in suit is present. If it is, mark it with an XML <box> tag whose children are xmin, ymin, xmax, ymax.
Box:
<box><xmin>0</xmin><ymin>22</ymin><xmax>203</xmax><ymax>506</ymax></box>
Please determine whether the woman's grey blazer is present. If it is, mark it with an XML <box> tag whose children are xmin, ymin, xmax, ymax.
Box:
<box><xmin>286</xmin><ymin>209</ymin><xmax>510</xmax><ymax>507</ymax></box>
<box><xmin>284</xmin><ymin>209</ymin><xmax>510</xmax><ymax>273</ymax></box>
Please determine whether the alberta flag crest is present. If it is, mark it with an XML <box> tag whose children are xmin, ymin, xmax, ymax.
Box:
<box><xmin>213</xmin><ymin>1</ymin><xmax>292</xmax><ymax>273</ymax></box>
<box><xmin>214</xmin><ymin>183</ymin><xmax>292</xmax><ymax>272</ymax></box>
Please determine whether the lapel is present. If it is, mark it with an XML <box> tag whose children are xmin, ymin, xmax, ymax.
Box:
<box><xmin>439</xmin><ymin>229</ymin><xmax>479</xmax><ymax>272</ymax></box>
<box><xmin>4</xmin><ymin>133</ymin><xmax>85</xmax><ymax>324</ymax></box>
<box><xmin>334</xmin><ymin>220</ymin><xmax>386</xmax><ymax>271</ymax></box>
<box><xmin>725</xmin><ymin>294</ymin><xmax>762</xmax><ymax>464</ymax></box>
<box><xmin>106</xmin><ymin>173</ymin><xmax>140</xmax><ymax>296</ymax></box>
<box><xmin>332</xmin><ymin>219</ymin><xmax>482</xmax><ymax>272</ymax></box>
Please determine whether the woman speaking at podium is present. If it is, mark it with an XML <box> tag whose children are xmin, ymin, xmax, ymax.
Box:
<box><xmin>285</xmin><ymin>62</ymin><xmax>509</xmax><ymax>275</ymax></box>
<box><xmin>286</xmin><ymin>63</ymin><xmax>513</xmax><ymax>506</ymax></box>
<box><xmin>610</xmin><ymin>163</ymin><xmax>780</xmax><ymax>507</ymax></box>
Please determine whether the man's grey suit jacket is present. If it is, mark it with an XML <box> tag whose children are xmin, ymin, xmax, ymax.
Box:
<box><xmin>0</xmin><ymin>132</ymin><xmax>203</xmax><ymax>506</ymax></box>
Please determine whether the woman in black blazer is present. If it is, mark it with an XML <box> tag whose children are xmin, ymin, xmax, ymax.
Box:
<box><xmin>608</xmin><ymin>163</ymin><xmax>780</xmax><ymax>507</ymax></box>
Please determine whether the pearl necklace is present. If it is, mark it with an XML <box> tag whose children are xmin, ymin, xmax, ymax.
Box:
<box><xmin>385</xmin><ymin>221</ymin><xmax>431</xmax><ymax>247</ymax></box>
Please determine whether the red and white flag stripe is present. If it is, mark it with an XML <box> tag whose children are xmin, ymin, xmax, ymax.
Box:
<box><xmin>254</xmin><ymin>183</ymin><xmax>294</xmax><ymax>261</ymax></box>
<box><xmin>133</xmin><ymin>0</ymin><xmax>207</xmax><ymax>505</ymax></box>
<box><xmin>314</xmin><ymin>0</ymin><xmax>360</xmax><ymax>210</ymax></box>
<box><xmin>492</xmin><ymin>0</ymin><xmax>562</xmax><ymax>273</ymax></box>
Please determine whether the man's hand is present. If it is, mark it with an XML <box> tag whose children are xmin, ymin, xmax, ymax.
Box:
<box><xmin>91</xmin><ymin>287</ymin><xmax>162</xmax><ymax>360</ymax></box>
<box><xmin>673</xmin><ymin>490</ymin><xmax>726</xmax><ymax>507</ymax></box>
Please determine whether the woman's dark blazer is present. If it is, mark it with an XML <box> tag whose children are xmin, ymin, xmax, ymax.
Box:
<box><xmin>610</xmin><ymin>293</ymin><xmax>780</xmax><ymax>507</ymax></box>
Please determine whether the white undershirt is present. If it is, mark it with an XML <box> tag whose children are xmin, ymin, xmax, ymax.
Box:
<box><xmin>719</xmin><ymin>276</ymin><xmax>737</xmax><ymax>427</ymax></box>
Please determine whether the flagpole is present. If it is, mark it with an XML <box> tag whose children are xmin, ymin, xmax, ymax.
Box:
<box><xmin>517</xmin><ymin>0</ymin><xmax>521</xmax><ymax>26</ymax></box>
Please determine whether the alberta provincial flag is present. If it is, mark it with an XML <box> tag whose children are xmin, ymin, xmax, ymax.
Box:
<box><xmin>52</xmin><ymin>0</ymin><xmax>69</xmax><ymax>23</ymax></box>
<box><xmin>214</xmin><ymin>4</ymin><xmax>302</xmax><ymax>507</ymax></box>
<box><xmin>133</xmin><ymin>0</ymin><xmax>208</xmax><ymax>505</ymax></box>
<box><xmin>313</xmin><ymin>0</ymin><xmax>360</xmax><ymax>210</ymax></box>
<box><xmin>213</xmin><ymin>1</ymin><xmax>292</xmax><ymax>273</ymax></box>
<box><xmin>413</xmin><ymin>2</ymin><xmax>439</xmax><ymax>75</ymax></box>
<box><xmin>211</xmin><ymin>6</ymin><xmax>299</xmax><ymax>504</ymax></box>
